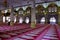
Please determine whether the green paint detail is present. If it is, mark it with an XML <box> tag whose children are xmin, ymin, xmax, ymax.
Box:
<box><xmin>31</xmin><ymin>22</ymin><xmax>36</xmax><ymax>28</ymax></box>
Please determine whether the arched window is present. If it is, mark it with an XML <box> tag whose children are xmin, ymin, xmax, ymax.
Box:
<box><xmin>48</xmin><ymin>3</ymin><xmax>57</xmax><ymax>13</ymax></box>
<box><xmin>18</xmin><ymin>8</ymin><xmax>23</xmax><ymax>14</ymax></box>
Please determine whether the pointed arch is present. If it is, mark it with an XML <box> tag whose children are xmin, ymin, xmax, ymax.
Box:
<box><xmin>47</xmin><ymin>3</ymin><xmax>58</xmax><ymax>13</ymax></box>
<box><xmin>47</xmin><ymin>3</ymin><xmax>58</xmax><ymax>8</ymax></box>
<box><xmin>36</xmin><ymin>5</ymin><xmax>44</xmax><ymax>11</ymax></box>
<box><xmin>26</xmin><ymin>7</ymin><xmax>31</xmax><ymax>11</ymax></box>
<box><xmin>36</xmin><ymin>5</ymin><xmax>45</xmax><ymax>14</ymax></box>
<box><xmin>25</xmin><ymin>6</ymin><xmax>31</xmax><ymax>16</ymax></box>
<box><xmin>18</xmin><ymin>8</ymin><xmax>23</xmax><ymax>11</ymax></box>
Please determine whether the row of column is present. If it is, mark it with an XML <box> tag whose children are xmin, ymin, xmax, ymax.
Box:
<box><xmin>0</xmin><ymin>0</ymin><xmax>60</xmax><ymax>27</ymax></box>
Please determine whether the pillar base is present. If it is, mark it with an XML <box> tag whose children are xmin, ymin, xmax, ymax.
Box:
<box><xmin>10</xmin><ymin>21</ymin><xmax>14</xmax><ymax>26</ymax></box>
<box><xmin>31</xmin><ymin>22</ymin><xmax>36</xmax><ymax>28</ymax></box>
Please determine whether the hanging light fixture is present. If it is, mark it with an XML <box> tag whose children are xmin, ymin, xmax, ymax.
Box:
<box><xmin>3</xmin><ymin>0</ymin><xmax>8</xmax><ymax>7</ymax></box>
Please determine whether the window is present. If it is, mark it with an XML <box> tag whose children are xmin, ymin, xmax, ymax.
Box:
<box><xmin>4</xmin><ymin>10</ymin><xmax>8</xmax><ymax>13</ymax></box>
<box><xmin>52</xmin><ymin>7</ymin><xmax>54</xmax><ymax>12</ymax></box>
<box><xmin>6</xmin><ymin>16</ymin><xmax>10</xmax><ymax>22</ymax></box>
<box><xmin>25</xmin><ymin>17</ymin><xmax>29</xmax><ymax>24</ymax></box>
<box><xmin>27</xmin><ymin>11</ymin><xmax>30</xmax><ymax>14</ymax></box>
<box><xmin>19</xmin><ymin>11</ymin><xmax>23</xmax><ymax>14</ymax></box>
<box><xmin>50</xmin><ymin>17</ymin><xmax>56</xmax><ymax>24</ymax></box>
<box><xmin>19</xmin><ymin>17</ymin><xmax>23</xmax><ymax>23</ymax></box>
<box><xmin>40</xmin><ymin>17</ymin><xmax>45</xmax><ymax>24</ymax></box>
<box><xmin>49</xmin><ymin>7</ymin><xmax>51</xmax><ymax>12</ymax></box>
<box><xmin>3</xmin><ymin>16</ymin><xmax>5</xmax><ymax>22</ymax></box>
<box><xmin>14</xmin><ymin>16</ymin><xmax>16</xmax><ymax>23</ymax></box>
<box><xmin>55</xmin><ymin>7</ymin><xmax>57</xmax><ymax>12</ymax></box>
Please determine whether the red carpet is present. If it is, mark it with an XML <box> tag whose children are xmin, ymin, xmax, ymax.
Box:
<box><xmin>0</xmin><ymin>24</ymin><xmax>60</xmax><ymax>40</ymax></box>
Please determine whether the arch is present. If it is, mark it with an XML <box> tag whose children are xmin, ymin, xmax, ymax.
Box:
<box><xmin>46</xmin><ymin>3</ymin><xmax>58</xmax><ymax>24</ymax></box>
<box><xmin>36</xmin><ymin>5</ymin><xmax>44</xmax><ymax>9</ymax></box>
<box><xmin>36</xmin><ymin>5</ymin><xmax>45</xmax><ymax>23</ymax></box>
<box><xmin>24</xmin><ymin>7</ymin><xmax>31</xmax><ymax>23</ymax></box>
<box><xmin>47</xmin><ymin>3</ymin><xmax>58</xmax><ymax>8</ymax></box>
<box><xmin>47</xmin><ymin>3</ymin><xmax>58</xmax><ymax>12</ymax></box>
<box><xmin>25</xmin><ymin>7</ymin><xmax>31</xmax><ymax>15</ymax></box>
<box><xmin>36</xmin><ymin>5</ymin><xmax>45</xmax><ymax>15</ymax></box>
<box><xmin>18</xmin><ymin>8</ymin><xmax>24</xmax><ymax>15</ymax></box>
<box><xmin>36</xmin><ymin>5</ymin><xmax>44</xmax><ymax>12</ymax></box>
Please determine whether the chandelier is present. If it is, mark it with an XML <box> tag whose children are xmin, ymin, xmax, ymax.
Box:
<box><xmin>3</xmin><ymin>0</ymin><xmax>8</xmax><ymax>7</ymax></box>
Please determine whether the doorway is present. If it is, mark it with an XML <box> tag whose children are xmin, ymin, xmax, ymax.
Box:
<box><xmin>50</xmin><ymin>17</ymin><xmax>56</xmax><ymax>24</ymax></box>
<box><xmin>40</xmin><ymin>17</ymin><xmax>45</xmax><ymax>24</ymax></box>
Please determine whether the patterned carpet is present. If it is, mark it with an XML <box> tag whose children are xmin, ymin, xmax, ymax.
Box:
<box><xmin>0</xmin><ymin>24</ymin><xmax>60</xmax><ymax>40</ymax></box>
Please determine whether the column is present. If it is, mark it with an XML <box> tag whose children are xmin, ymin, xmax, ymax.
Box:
<box><xmin>58</xmin><ymin>9</ymin><xmax>60</xmax><ymax>24</ymax></box>
<box><xmin>44</xmin><ymin>10</ymin><xmax>47</xmax><ymax>24</ymax></box>
<box><xmin>0</xmin><ymin>10</ymin><xmax>3</xmax><ymax>25</ymax></box>
<box><xmin>58</xmin><ymin>14</ymin><xmax>60</xmax><ymax>24</ymax></box>
<box><xmin>10</xmin><ymin>6</ymin><xmax>14</xmax><ymax>26</ymax></box>
<box><xmin>31</xmin><ymin>0</ymin><xmax>36</xmax><ymax>28</ymax></box>
<box><xmin>16</xmin><ymin>13</ymin><xmax>19</xmax><ymax>24</ymax></box>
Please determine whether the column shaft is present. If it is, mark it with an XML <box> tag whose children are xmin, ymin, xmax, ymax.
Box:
<box><xmin>31</xmin><ymin>0</ymin><xmax>36</xmax><ymax>28</ymax></box>
<box><xmin>0</xmin><ymin>11</ymin><xmax>3</xmax><ymax>25</ymax></box>
<box><xmin>58</xmin><ymin>14</ymin><xmax>60</xmax><ymax>24</ymax></box>
<box><xmin>10</xmin><ymin>7</ymin><xmax>14</xmax><ymax>26</ymax></box>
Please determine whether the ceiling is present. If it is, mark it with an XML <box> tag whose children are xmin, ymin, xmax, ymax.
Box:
<box><xmin>0</xmin><ymin>0</ymin><xmax>58</xmax><ymax>10</ymax></box>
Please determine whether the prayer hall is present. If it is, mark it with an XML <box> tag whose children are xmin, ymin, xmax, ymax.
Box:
<box><xmin>0</xmin><ymin>0</ymin><xmax>60</xmax><ymax>40</ymax></box>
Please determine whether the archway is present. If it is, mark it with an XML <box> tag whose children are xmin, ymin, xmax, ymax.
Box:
<box><xmin>18</xmin><ymin>8</ymin><xmax>24</xmax><ymax>24</ymax></box>
<box><xmin>47</xmin><ymin>14</ymin><xmax>58</xmax><ymax>24</ymax></box>
<box><xmin>2</xmin><ymin>9</ymin><xmax>11</xmax><ymax>25</ymax></box>
<box><xmin>46</xmin><ymin>3</ymin><xmax>58</xmax><ymax>24</ymax></box>
<box><xmin>36</xmin><ymin>5</ymin><xmax>45</xmax><ymax>23</ymax></box>
<box><xmin>25</xmin><ymin>7</ymin><xmax>31</xmax><ymax>23</ymax></box>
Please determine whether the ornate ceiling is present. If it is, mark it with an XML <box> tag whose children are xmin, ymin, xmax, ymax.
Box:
<box><xmin>0</xmin><ymin>0</ymin><xmax>59</xmax><ymax>10</ymax></box>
